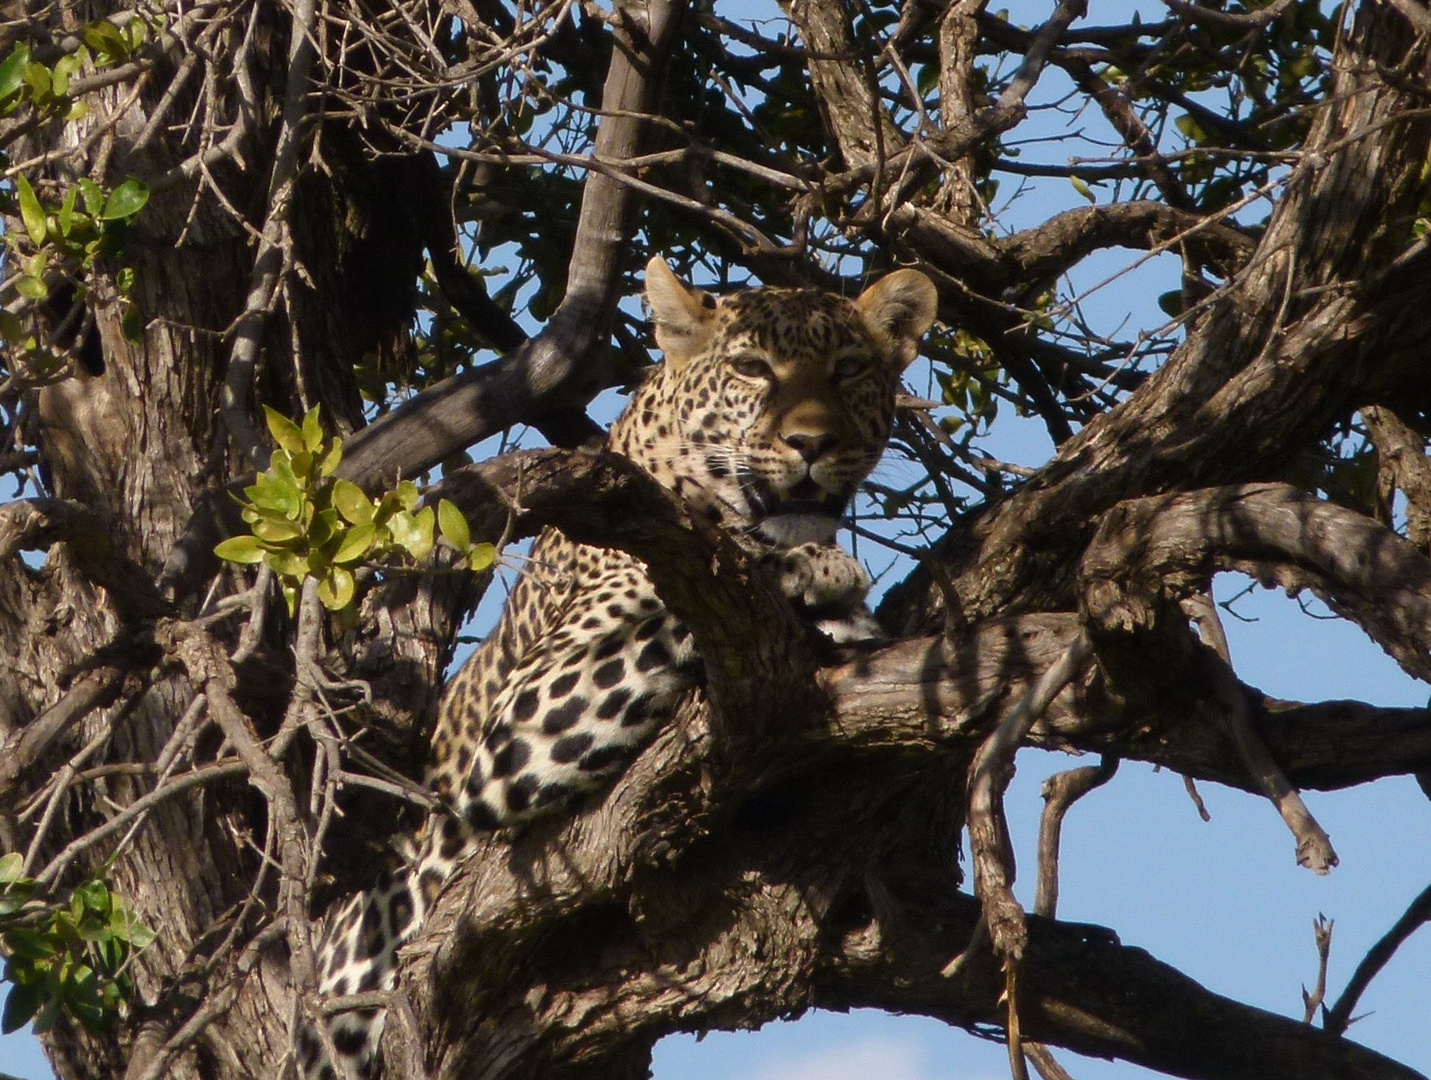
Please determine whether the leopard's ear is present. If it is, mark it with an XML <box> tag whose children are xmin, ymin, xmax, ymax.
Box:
<box><xmin>856</xmin><ymin>269</ymin><xmax>938</xmax><ymax>371</ymax></box>
<box><xmin>645</xmin><ymin>258</ymin><xmax>718</xmax><ymax>367</ymax></box>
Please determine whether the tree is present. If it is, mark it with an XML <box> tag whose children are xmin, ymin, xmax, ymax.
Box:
<box><xmin>2</xmin><ymin>0</ymin><xmax>1430</xmax><ymax>1077</ymax></box>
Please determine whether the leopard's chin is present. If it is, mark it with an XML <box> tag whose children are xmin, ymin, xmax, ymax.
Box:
<box><xmin>740</xmin><ymin>475</ymin><xmax>850</xmax><ymax>545</ymax></box>
<box><xmin>754</xmin><ymin>510</ymin><xmax>842</xmax><ymax>546</ymax></box>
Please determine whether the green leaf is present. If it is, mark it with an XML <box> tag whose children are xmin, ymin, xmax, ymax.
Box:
<box><xmin>78</xmin><ymin>179</ymin><xmax>103</xmax><ymax>217</ymax></box>
<box><xmin>333</xmin><ymin>522</ymin><xmax>376</xmax><ymax>565</ymax></box>
<box><xmin>395</xmin><ymin>480</ymin><xmax>421</xmax><ymax>511</ymax></box>
<box><xmin>437</xmin><ymin>499</ymin><xmax>471</xmax><ymax>552</ymax></box>
<box><xmin>264</xmin><ymin>406</ymin><xmax>306</xmax><ymax>455</ymax></box>
<box><xmin>15</xmin><ymin>274</ymin><xmax>49</xmax><ymax>301</ymax></box>
<box><xmin>0</xmin><ymin>851</ymin><xmax>23</xmax><ymax>883</ymax></box>
<box><xmin>16</xmin><ymin>175</ymin><xmax>46</xmax><ymax>245</ymax></box>
<box><xmin>214</xmin><ymin>535</ymin><xmax>267</xmax><ymax>565</ymax></box>
<box><xmin>317</xmin><ymin>566</ymin><xmax>355</xmax><ymax>611</ymax></box>
<box><xmin>270</xmin><ymin>454</ymin><xmax>300</xmax><ymax>500</ymax></box>
<box><xmin>263</xmin><ymin>406</ymin><xmax>307</xmax><ymax>454</ymax></box>
<box><xmin>1</xmin><ymin>980</ymin><xmax>40</xmax><ymax>1034</ymax></box>
<box><xmin>1070</xmin><ymin>175</ymin><xmax>1096</xmax><ymax>204</ymax></box>
<box><xmin>99</xmin><ymin>179</ymin><xmax>149</xmax><ymax>221</ymax></box>
<box><xmin>113</xmin><ymin>908</ymin><xmax>154</xmax><ymax>950</ymax></box>
<box><xmin>386</xmin><ymin>511</ymin><xmax>418</xmax><ymax>554</ymax></box>
<box><xmin>62</xmin><ymin>98</ymin><xmax>88</xmax><ymax>122</ymax></box>
<box><xmin>246</xmin><ymin>475</ymin><xmax>300</xmax><ymax>519</ymax></box>
<box><xmin>408</xmin><ymin>505</ymin><xmax>435</xmax><ymax>561</ymax></box>
<box><xmin>308</xmin><ymin>507</ymin><xmax>340</xmax><ymax>549</ymax></box>
<box><xmin>332</xmin><ymin>479</ymin><xmax>374</xmax><ymax>525</ymax></box>
<box><xmin>58</xmin><ymin>187</ymin><xmax>77</xmax><ymax>237</ymax></box>
<box><xmin>22</xmin><ymin>63</ymin><xmax>51</xmax><ymax>107</ymax></box>
<box><xmin>51</xmin><ymin>54</ymin><xmax>81</xmax><ymax>96</ymax></box>
<box><xmin>468</xmin><ymin>542</ymin><xmax>497</xmax><ymax>573</ymax></box>
<box><xmin>0</xmin><ymin>310</ymin><xmax>21</xmax><ymax>343</ymax></box>
<box><xmin>1174</xmin><ymin>113</ymin><xmax>1208</xmax><ymax>144</ymax></box>
<box><xmin>315</xmin><ymin>437</ymin><xmax>343</xmax><ymax>478</ymax></box>
<box><xmin>83</xmin><ymin>20</ymin><xmax>130</xmax><ymax>62</ymax></box>
<box><xmin>263</xmin><ymin>548</ymin><xmax>309</xmax><ymax>579</ymax></box>
<box><xmin>76</xmin><ymin>880</ymin><xmax>109</xmax><ymax>915</ymax></box>
<box><xmin>115</xmin><ymin>266</ymin><xmax>135</xmax><ymax>294</ymax></box>
<box><xmin>301</xmin><ymin>406</ymin><xmax>324</xmax><ymax>452</ymax></box>
<box><xmin>4</xmin><ymin>927</ymin><xmax>57</xmax><ymax>962</ymax></box>
<box><xmin>251</xmin><ymin>518</ymin><xmax>303</xmax><ymax>544</ymax></box>
<box><xmin>0</xmin><ymin>45</ymin><xmax>29</xmax><ymax>103</ymax></box>
<box><xmin>112</xmin><ymin>299</ymin><xmax>136</xmax><ymax>344</ymax></box>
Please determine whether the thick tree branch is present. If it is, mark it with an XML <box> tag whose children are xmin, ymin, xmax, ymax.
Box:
<box><xmin>438</xmin><ymin>453</ymin><xmax>1431</xmax><ymax>794</ymax></box>
<box><xmin>994</xmin><ymin>202</ymin><xmax>1255</xmax><ymax>287</ymax></box>
<box><xmin>1080</xmin><ymin>483</ymin><xmax>1431</xmax><ymax>682</ymax></box>
<box><xmin>1364</xmin><ymin>404</ymin><xmax>1431</xmax><ymax>550</ymax></box>
<box><xmin>828</xmin><ymin>888</ymin><xmax>1423</xmax><ymax>1080</ymax></box>
<box><xmin>0</xmin><ymin>498</ymin><xmax>169</xmax><ymax>620</ymax></box>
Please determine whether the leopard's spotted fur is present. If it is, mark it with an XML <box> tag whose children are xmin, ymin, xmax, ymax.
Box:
<box><xmin>300</xmin><ymin>260</ymin><xmax>937</xmax><ymax>1079</ymax></box>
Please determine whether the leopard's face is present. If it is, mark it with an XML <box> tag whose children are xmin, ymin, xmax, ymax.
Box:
<box><xmin>612</xmin><ymin>262</ymin><xmax>939</xmax><ymax>547</ymax></box>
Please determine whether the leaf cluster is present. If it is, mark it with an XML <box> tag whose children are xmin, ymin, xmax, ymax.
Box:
<box><xmin>0</xmin><ymin>21</ymin><xmax>156</xmax><ymax>408</ymax></box>
<box><xmin>0</xmin><ymin>852</ymin><xmax>155</xmax><ymax>1036</ymax></box>
<box><xmin>214</xmin><ymin>407</ymin><xmax>496</xmax><ymax>618</ymax></box>
<box><xmin>1</xmin><ymin>168</ymin><xmax>149</xmax><ymax>388</ymax></box>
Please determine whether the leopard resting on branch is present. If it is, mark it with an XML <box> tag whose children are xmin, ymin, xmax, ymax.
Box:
<box><xmin>299</xmin><ymin>258</ymin><xmax>939</xmax><ymax>1079</ymax></box>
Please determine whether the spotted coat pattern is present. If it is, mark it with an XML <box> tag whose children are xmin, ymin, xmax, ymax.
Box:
<box><xmin>300</xmin><ymin>261</ymin><xmax>938</xmax><ymax>1079</ymax></box>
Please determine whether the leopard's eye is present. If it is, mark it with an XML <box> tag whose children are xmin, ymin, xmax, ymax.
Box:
<box><xmin>833</xmin><ymin>354</ymin><xmax>872</xmax><ymax>381</ymax></box>
<box><xmin>730</xmin><ymin>355</ymin><xmax>773</xmax><ymax>380</ymax></box>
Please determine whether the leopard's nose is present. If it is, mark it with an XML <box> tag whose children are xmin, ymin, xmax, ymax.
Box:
<box><xmin>783</xmin><ymin>431</ymin><xmax>840</xmax><ymax>463</ymax></box>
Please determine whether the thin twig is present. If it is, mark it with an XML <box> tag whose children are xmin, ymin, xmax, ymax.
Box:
<box><xmin>1325</xmin><ymin>883</ymin><xmax>1431</xmax><ymax>1035</ymax></box>
<box><xmin>1302</xmin><ymin>914</ymin><xmax>1333</xmax><ymax>1024</ymax></box>
<box><xmin>34</xmin><ymin>762</ymin><xmax>248</xmax><ymax>888</ymax></box>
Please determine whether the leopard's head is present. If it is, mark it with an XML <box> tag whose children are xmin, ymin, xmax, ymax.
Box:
<box><xmin>612</xmin><ymin>259</ymin><xmax>937</xmax><ymax>546</ymax></box>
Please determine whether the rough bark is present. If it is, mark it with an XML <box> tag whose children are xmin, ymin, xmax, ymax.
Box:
<box><xmin>4</xmin><ymin>0</ymin><xmax>1431</xmax><ymax>1079</ymax></box>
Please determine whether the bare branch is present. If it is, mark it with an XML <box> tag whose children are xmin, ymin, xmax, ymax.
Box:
<box><xmin>1364</xmin><ymin>404</ymin><xmax>1431</xmax><ymax>550</ymax></box>
<box><xmin>1034</xmin><ymin>755</ymin><xmax>1118</xmax><ymax>918</ymax></box>
<box><xmin>0</xmin><ymin>498</ymin><xmax>169</xmax><ymax>619</ymax></box>
<box><xmin>994</xmin><ymin>201</ymin><xmax>1255</xmax><ymax>288</ymax></box>
<box><xmin>1206</xmin><ymin>658</ymin><xmax>1339</xmax><ymax>873</ymax></box>
<box><xmin>1303</xmin><ymin>914</ymin><xmax>1334</xmax><ymax>1024</ymax></box>
<box><xmin>1080</xmin><ymin>483</ymin><xmax>1431</xmax><ymax>682</ymax></box>
<box><xmin>1326</xmin><ymin>882</ymin><xmax>1431</xmax><ymax>1036</ymax></box>
<box><xmin>967</xmin><ymin>633</ymin><xmax>1094</xmax><ymax>961</ymax></box>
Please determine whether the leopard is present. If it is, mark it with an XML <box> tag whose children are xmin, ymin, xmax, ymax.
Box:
<box><xmin>299</xmin><ymin>258</ymin><xmax>938</xmax><ymax>1079</ymax></box>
